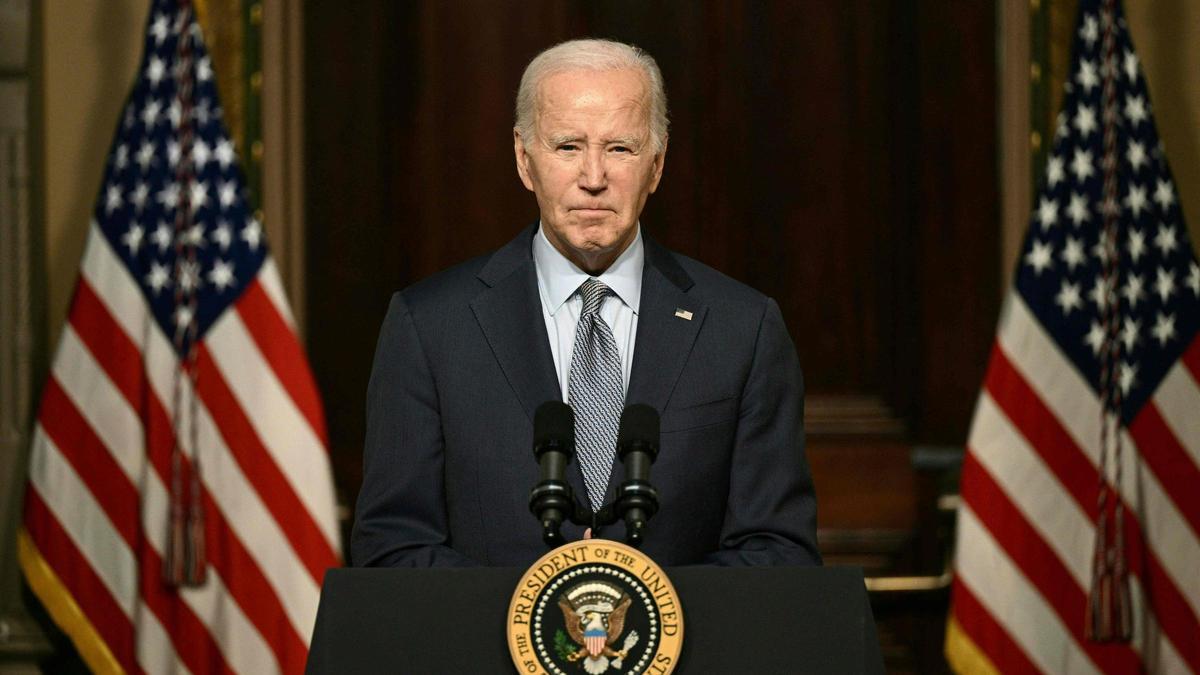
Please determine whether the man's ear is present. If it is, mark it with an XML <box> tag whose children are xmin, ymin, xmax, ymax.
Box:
<box><xmin>514</xmin><ymin>128</ymin><xmax>535</xmax><ymax>192</ymax></box>
<box><xmin>648</xmin><ymin>136</ymin><xmax>668</xmax><ymax>194</ymax></box>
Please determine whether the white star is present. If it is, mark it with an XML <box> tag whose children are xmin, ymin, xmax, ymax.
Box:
<box><xmin>1092</xmin><ymin>230</ymin><xmax>1112</xmax><ymax>264</ymax></box>
<box><xmin>1055</xmin><ymin>112</ymin><xmax>1069</xmax><ymax>141</ymax></box>
<box><xmin>242</xmin><ymin>216</ymin><xmax>263</xmax><ymax>250</ymax></box>
<box><xmin>1122</xmin><ymin>272</ymin><xmax>1146</xmax><ymax>309</ymax></box>
<box><xmin>211</xmin><ymin>221</ymin><xmax>233</xmax><ymax>250</ymax></box>
<box><xmin>1128</xmin><ymin>228</ymin><xmax>1147</xmax><ymax>263</ymax></box>
<box><xmin>191</xmin><ymin>139</ymin><xmax>211</xmax><ymax>170</ymax></box>
<box><xmin>182</xmin><ymin>223</ymin><xmax>206</xmax><ymax>247</ymax></box>
<box><xmin>1155</xmin><ymin>267</ymin><xmax>1176</xmax><ymax>303</ymax></box>
<box><xmin>173</xmin><ymin>304</ymin><xmax>194</xmax><ymax>330</ymax></box>
<box><xmin>1154</xmin><ymin>224</ymin><xmax>1178</xmax><ymax>255</ymax></box>
<box><xmin>1076</xmin><ymin>58</ymin><xmax>1099</xmax><ymax>92</ymax></box>
<box><xmin>1123</xmin><ymin>49</ymin><xmax>1139</xmax><ymax>82</ymax></box>
<box><xmin>1121</xmin><ymin>317</ymin><xmax>1141</xmax><ymax>352</ymax></box>
<box><xmin>145</xmin><ymin>262</ymin><xmax>170</xmax><ymax>294</ymax></box>
<box><xmin>177</xmin><ymin>260</ymin><xmax>202</xmax><ymax>292</ymax></box>
<box><xmin>1056</xmin><ymin>281</ymin><xmax>1083</xmax><ymax>316</ymax></box>
<box><xmin>1118</xmin><ymin>361</ymin><xmax>1137</xmax><ymax>395</ymax></box>
<box><xmin>189</xmin><ymin>181</ymin><xmax>209</xmax><ymax>210</ymax></box>
<box><xmin>1046</xmin><ymin>156</ymin><xmax>1065</xmax><ymax>187</ymax></box>
<box><xmin>114</xmin><ymin>144</ymin><xmax>129</xmax><ymax>170</ymax></box>
<box><xmin>1071</xmin><ymin>149</ymin><xmax>1095</xmax><ymax>183</ymax></box>
<box><xmin>157</xmin><ymin>183</ymin><xmax>180</xmax><ymax>210</ymax></box>
<box><xmin>1085</xmin><ymin>321</ymin><xmax>1106</xmax><ymax>355</ymax></box>
<box><xmin>105</xmin><ymin>183</ymin><xmax>123</xmax><ymax>214</ymax></box>
<box><xmin>1080</xmin><ymin>14</ymin><xmax>1099</xmax><ymax>45</ymax></box>
<box><xmin>149</xmin><ymin>12</ymin><xmax>170</xmax><ymax>44</ymax></box>
<box><xmin>1152</xmin><ymin>312</ymin><xmax>1176</xmax><ymax>347</ymax></box>
<box><xmin>1190</xmin><ymin>262</ymin><xmax>1200</xmax><ymax>297</ymax></box>
<box><xmin>167</xmin><ymin>140</ymin><xmax>181</xmax><ymax>168</ymax></box>
<box><xmin>1037</xmin><ymin>197</ymin><xmax>1059</xmax><ymax>230</ymax></box>
<box><xmin>1125</xmin><ymin>95</ymin><xmax>1148</xmax><ymax>128</ymax></box>
<box><xmin>1090</xmin><ymin>275</ymin><xmax>1112</xmax><ymax>309</ymax></box>
<box><xmin>1066</xmin><ymin>193</ymin><xmax>1090</xmax><ymax>226</ymax></box>
<box><xmin>214</xmin><ymin>138</ymin><xmax>236</xmax><ymax>169</ymax></box>
<box><xmin>122</xmin><ymin>223</ymin><xmax>144</xmax><ymax>254</ymax></box>
<box><xmin>1074</xmin><ymin>104</ymin><xmax>1098</xmax><ymax>138</ymax></box>
<box><xmin>141</xmin><ymin>98</ymin><xmax>162</xmax><ymax>128</ymax></box>
<box><xmin>153</xmin><ymin>222</ymin><xmax>173</xmax><ymax>253</ymax></box>
<box><xmin>146</xmin><ymin>56</ymin><xmax>166</xmax><ymax>88</ymax></box>
<box><xmin>1154</xmin><ymin>180</ymin><xmax>1176</xmax><ymax>211</ymax></box>
<box><xmin>136</xmin><ymin>141</ymin><xmax>155</xmax><ymax>172</ymax></box>
<box><xmin>168</xmin><ymin>99</ymin><xmax>182</xmax><ymax>129</ymax></box>
<box><xmin>1061</xmin><ymin>236</ymin><xmax>1086</xmax><ymax>271</ymax></box>
<box><xmin>196</xmin><ymin>56</ymin><xmax>213</xmax><ymax>82</ymax></box>
<box><xmin>1124</xmin><ymin>183</ymin><xmax>1148</xmax><ymax>219</ymax></box>
<box><xmin>208</xmin><ymin>259</ymin><xmax>236</xmax><ymax>291</ymax></box>
<box><xmin>130</xmin><ymin>181</ymin><xmax>149</xmax><ymax>211</ymax></box>
<box><xmin>1126</xmin><ymin>141</ymin><xmax>1148</xmax><ymax>172</ymax></box>
<box><xmin>218</xmin><ymin>181</ymin><xmax>238</xmax><ymax>209</ymax></box>
<box><xmin>192</xmin><ymin>100</ymin><xmax>213</xmax><ymax>127</ymax></box>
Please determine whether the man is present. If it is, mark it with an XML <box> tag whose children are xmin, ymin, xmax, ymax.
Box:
<box><xmin>351</xmin><ymin>39</ymin><xmax>819</xmax><ymax>568</ymax></box>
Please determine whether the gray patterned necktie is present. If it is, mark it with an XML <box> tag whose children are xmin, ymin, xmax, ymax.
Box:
<box><xmin>568</xmin><ymin>278</ymin><xmax>624</xmax><ymax>512</ymax></box>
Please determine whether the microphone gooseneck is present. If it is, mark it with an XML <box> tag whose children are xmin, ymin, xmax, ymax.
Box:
<box><xmin>615</xmin><ymin>403</ymin><xmax>661</xmax><ymax>546</ymax></box>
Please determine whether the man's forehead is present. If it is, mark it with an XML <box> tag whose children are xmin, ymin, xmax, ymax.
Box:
<box><xmin>537</xmin><ymin>67</ymin><xmax>649</xmax><ymax>107</ymax></box>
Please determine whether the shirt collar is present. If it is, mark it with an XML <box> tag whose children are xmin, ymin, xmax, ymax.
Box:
<box><xmin>533</xmin><ymin>222</ymin><xmax>644</xmax><ymax>316</ymax></box>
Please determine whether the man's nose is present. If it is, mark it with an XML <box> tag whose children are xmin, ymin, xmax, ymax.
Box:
<box><xmin>578</xmin><ymin>147</ymin><xmax>607</xmax><ymax>192</ymax></box>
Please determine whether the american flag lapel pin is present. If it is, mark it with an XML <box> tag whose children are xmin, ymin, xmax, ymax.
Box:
<box><xmin>674</xmin><ymin>308</ymin><xmax>693</xmax><ymax>321</ymax></box>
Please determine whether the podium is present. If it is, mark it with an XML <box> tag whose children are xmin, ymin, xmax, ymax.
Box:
<box><xmin>306</xmin><ymin>565</ymin><xmax>884</xmax><ymax>674</ymax></box>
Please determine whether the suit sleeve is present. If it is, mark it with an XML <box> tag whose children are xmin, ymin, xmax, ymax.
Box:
<box><xmin>350</xmin><ymin>292</ymin><xmax>478</xmax><ymax>567</ymax></box>
<box><xmin>703</xmin><ymin>297</ymin><xmax>822</xmax><ymax>566</ymax></box>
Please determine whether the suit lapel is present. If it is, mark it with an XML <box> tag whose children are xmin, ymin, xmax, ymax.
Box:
<box><xmin>625</xmin><ymin>236</ymin><xmax>706</xmax><ymax>415</ymax></box>
<box><xmin>469</xmin><ymin>227</ymin><xmax>561</xmax><ymax>424</ymax></box>
<box><xmin>469</xmin><ymin>228</ymin><xmax>589</xmax><ymax>502</ymax></box>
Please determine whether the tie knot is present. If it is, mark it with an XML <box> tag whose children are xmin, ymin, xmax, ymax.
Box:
<box><xmin>578</xmin><ymin>278</ymin><xmax>611</xmax><ymax>316</ymax></box>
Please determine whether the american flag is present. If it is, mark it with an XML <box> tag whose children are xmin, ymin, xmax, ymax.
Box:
<box><xmin>946</xmin><ymin>0</ymin><xmax>1200</xmax><ymax>672</ymax></box>
<box><xmin>18</xmin><ymin>1</ymin><xmax>340</xmax><ymax>673</ymax></box>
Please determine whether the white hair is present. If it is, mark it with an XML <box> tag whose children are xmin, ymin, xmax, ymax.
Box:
<box><xmin>515</xmin><ymin>39</ymin><xmax>669</xmax><ymax>154</ymax></box>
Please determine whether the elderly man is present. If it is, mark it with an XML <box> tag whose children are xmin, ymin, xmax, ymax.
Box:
<box><xmin>351</xmin><ymin>39</ymin><xmax>820</xmax><ymax>568</ymax></box>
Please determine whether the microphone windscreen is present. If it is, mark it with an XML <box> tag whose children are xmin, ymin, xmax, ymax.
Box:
<box><xmin>618</xmin><ymin>403</ymin><xmax>660</xmax><ymax>451</ymax></box>
<box><xmin>534</xmin><ymin>401</ymin><xmax>574</xmax><ymax>451</ymax></box>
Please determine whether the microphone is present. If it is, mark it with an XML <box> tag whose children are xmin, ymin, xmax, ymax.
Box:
<box><xmin>528</xmin><ymin>401</ymin><xmax>576</xmax><ymax>546</ymax></box>
<box><xmin>615</xmin><ymin>404</ymin><xmax>661</xmax><ymax>546</ymax></box>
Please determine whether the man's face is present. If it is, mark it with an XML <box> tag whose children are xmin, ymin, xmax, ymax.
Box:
<box><xmin>515</xmin><ymin>68</ymin><xmax>666</xmax><ymax>273</ymax></box>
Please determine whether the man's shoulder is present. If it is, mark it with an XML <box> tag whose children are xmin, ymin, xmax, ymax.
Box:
<box><xmin>660</xmin><ymin>247</ymin><xmax>772</xmax><ymax>316</ymax></box>
<box><xmin>397</xmin><ymin>252</ymin><xmax>492</xmax><ymax>312</ymax></box>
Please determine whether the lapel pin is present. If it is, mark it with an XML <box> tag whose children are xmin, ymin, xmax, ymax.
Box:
<box><xmin>674</xmin><ymin>308</ymin><xmax>693</xmax><ymax>321</ymax></box>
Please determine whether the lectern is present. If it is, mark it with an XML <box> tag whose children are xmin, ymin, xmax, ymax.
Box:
<box><xmin>306</xmin><ymin>565</ymin><xmax>883</xmax><ymax>674</ymax></box>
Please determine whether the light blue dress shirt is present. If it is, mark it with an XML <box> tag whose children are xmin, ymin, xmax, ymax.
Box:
<box><xmin>532</xmin><ymin>223</ymin><xmax>644</xmax><ymax>401</ymax></box>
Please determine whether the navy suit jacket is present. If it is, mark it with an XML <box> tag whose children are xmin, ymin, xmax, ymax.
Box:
<box><xmin>351</xmin><ymin>226</ymin><xmax>820</xmax><ymax>567</ymax></box>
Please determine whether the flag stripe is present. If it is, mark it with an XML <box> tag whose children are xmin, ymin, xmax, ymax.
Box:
<box><xmin>43</xmin><ymin>330</ymin><xmax>261</xmax><ymax>674</ymax></box>
<box><xmin>60</xmin><ymin>273</ymin><xmax>307</xmax><ymax>672</ymax></box>
<box><xmin>955</xmin><ymin>504</ymin><xmax>1100</xmax><ymax>675</ymax></box>
<box><xmin>206</xmin><ymin>307</ymin><xmax>339</xmax><ymax>549</ymax></box>
<box><xmin>997</xmin><ymin>296</ymin><xmax>1200</xmax><ymax>620</ymax></box>
<box><xmin>236</xmin><ymin>279</ymin><xmax>328</xmax><ymax>444</ymax></box>
<box><xmin>77</xmin><ymin>230</ymin><xmax>322</xmax><ymax>651</ymax></box>
<box><xmin>24</xmin><ymin>489</ymin><xmax>142</xmax><ymax>674</ymax></box>
<box><xmin>194</xmin><ymin>343</ymin><xmax>337</xmax><ymax>586</ymax></box>
<box><xmin>967</xmin><ymin>390</ymin><xmax>1189</xmax><ymax>673</ymax></box>
<box><xmin>951</xmin><ymin>578</ymin><xmax>1043</xmax><ymax>675</ymax></box>
<box><xmin>986</xmin><ymin>335</ymin><xmax>1200</xmax><ymax>669</ymax></box>
<box><xmin>961</xmin><ymin>451</ymin><xmax>1140</xmax><ymax>673</ymax></box>
<box><xmin>1129</xmin><ymin>403</ymin><xmax>1200</xmax><ymax>539</ymax></box>
<box><xmin>39</xmin><ymin>377</ymin><xmax>140</xmax><ymax>547</ymax></box>
<box><xmin>1154</xmin><ymin>347</ymin><xmax>1200</xmax><ymax>468</ymax></box>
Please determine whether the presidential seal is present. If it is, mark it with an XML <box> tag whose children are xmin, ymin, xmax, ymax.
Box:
<box><xmin>507</xmin><ymin>540</ymin><xmax>683</xmax><ymax>675</ymax></box>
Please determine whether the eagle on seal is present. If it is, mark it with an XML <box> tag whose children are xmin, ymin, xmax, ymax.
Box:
<box><xmin>558</xmin><ymin>589</ymin><xmax>634</xmax><ymax>673</ymax></box>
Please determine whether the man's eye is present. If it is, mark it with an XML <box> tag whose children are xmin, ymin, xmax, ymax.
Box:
<box><xmin>557</xmin><ymin>144</ymin><xmax>578</xmax><ymax>152</ymax></box>
<box><xmin>611</xmin><ymin>146</ymin><xmax>631</xmax><ymax>153</ymax></box>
